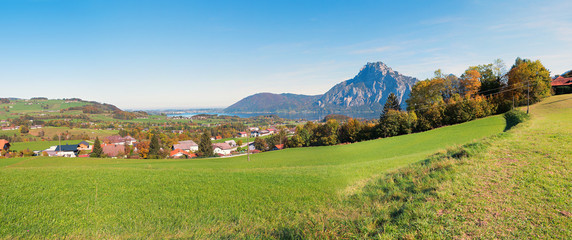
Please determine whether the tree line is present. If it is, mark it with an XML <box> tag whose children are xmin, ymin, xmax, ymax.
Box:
<box><xmin>278</xmin><ymin>57</ymin><xmax>552</xmax><ymax>149</ymax></box>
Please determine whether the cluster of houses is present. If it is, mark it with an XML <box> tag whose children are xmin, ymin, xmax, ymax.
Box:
<box><xmin>238</xmin><ymin>127</ymin><xmax>281</xmax><ymax>138</ymax></box>
<box><xmin>169</xmin><ymin>139</ymin><xmax>246</xmax><ymax>158</ymax></box>
<box><xmin>38</xmin><ymin>135</ymin><xmax>138</xmax><ymax>158</ymax></box>
<box><xmin>1</xmin><ymin>125</ymin><xmax>289</xmax><ymax>158</ymax></box>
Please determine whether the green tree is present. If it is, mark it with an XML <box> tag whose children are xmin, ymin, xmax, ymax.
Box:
<box><xmin>198</xmin><ymin>132</ymin><xmax>214</xmax><ymax>157</ymax></box>
<box><xmin>148</xmin><ymin>134</ymin><xmax>160</xmax><ymax>159</ymax></box>
<box><xmin>311</xmin><ymin>119</ymin><xmax>339</xmax><ymax>146</ymax></box>
<box><xmin>90</xmin><ymin>137</ymin><xmax>103</xmax><ymax>158</ymax></box>
<box><xmin>381</xmin><ymin>93</ymin><xmax>401</xmax><ymax>120</ymax></box>
<box><xmin>378</xmin><ymin>110</ymin><xmax>416</xmax><ymax>138</ymax></box>
<box><xmin>253</xmin><ymin>136</ymin><xmax>268</xmax><ymax>151</ymax></box>
<box><xmin>19</xmin><ymin>125</ymin><xmax>29</xmax><ymax>134</ymax></box>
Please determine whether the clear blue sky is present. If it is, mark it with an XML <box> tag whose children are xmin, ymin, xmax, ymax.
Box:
<box><xmin>1</xmin><ymin>0</ymin><xmax>570</xmax><ymax>109</ymax></box>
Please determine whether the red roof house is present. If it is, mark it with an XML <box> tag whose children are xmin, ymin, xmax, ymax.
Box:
<box><xmin>0</xmin><ymin>139</ymin><xmax>10</xmax><ymax>152</ymax></box>
<box><xmin>170</xmin><ymin>149</ymin><xmax>196</xmax><ymax>158</ymax></box>
<box><xmin>552</xmin><ymin>76</ymin><xmax>572</xmax><ymax>86</ymax></box>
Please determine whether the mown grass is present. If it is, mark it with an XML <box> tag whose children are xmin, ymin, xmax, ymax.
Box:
<box><xmin>323</xmin><ymin>94</ymin><xmax>571</xmax><ymax>239</ymax></box>
<box><xmin>0</xmin><ymin>112</ymin><xmax>507</xmax><ymax>238</ymax></box>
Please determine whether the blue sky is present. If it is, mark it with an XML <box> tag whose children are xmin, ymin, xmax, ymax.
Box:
<box><xmin>1</xmin><ymin>0</ymin><xmax>571</xmax><ymax>109</ymax></box>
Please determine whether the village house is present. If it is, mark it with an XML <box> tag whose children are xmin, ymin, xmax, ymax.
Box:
<box><xmin>0</xmin><ymin>140</ymin><xmax>10</xmax><ymax>155</ymax></box>
<box><xmin>237</xmin><ymin>132</ymin><xmax>248</xmax><ymax>138</ymax></box>
<box><xmin>212</xmin><ymin>142</ymin><xmax>232</xmax><ymax>155</ymax></box>
<box><xmin>552</xmin><ymin>76</ymin><xmax>572</xmax><ymax>94</ymax></box>
<box><xmin>101</xmin><ymin>144</ymin><xmax>125</xmax><ymax>157</ymax></box>
<box><xmin>273</xmin><ymin>144</ymin><xmax>285</xmax><ymax>151</ymax></box>
<box><xmin>224</xmin><ymin>140</ymin><xmax>237</xmax><ymax>147</ymax></box>
<box><xmin>169</xmin><ymin>149</ymin><xmax>197</xmax><ymax>159</ymax></box>
<box><xmin>77</xmin><ymin>141</ymin><xmax>91</xmax><ymax>151</ymax></box>
<box><xmin>1</xmin><ymin>125</ymin><xmax>19</xmax><ymax>131</ymax></box>
<box><xmin>54</xmin><ymin>144</ymin><xmax>79</xmax><ymax>157</ymax></box>
<box><xmin>105</xmin><ymin>135</ymin><xmax>137</xmax><ymax>145</ymax></box>
<box><xmin>172</xmin><ymin>140</ymin><xmax>198</xmax><ymax>152</ymax></box>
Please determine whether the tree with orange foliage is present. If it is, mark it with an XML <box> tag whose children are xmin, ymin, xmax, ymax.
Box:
<box><xmin>137</xmin><ymin>141</ymin><xmax>150</xmax><ymax>159</ymax></box>
<box><xmin>460</xmin><ymin>68</ymin><xmax>481</xmax><ymax>97</ymax></box>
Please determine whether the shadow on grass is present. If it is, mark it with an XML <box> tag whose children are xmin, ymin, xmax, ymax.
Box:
<box><xmin>504</xmin><ymin>109</ymin><xmax>529</xmax><ymax>131</ymax></box>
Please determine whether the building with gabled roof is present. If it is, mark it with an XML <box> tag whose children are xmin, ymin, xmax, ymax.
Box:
<box><xmin>172</xmin><ymin>140</ymin><xmax>198</xmax><ymax>152</ymax></box>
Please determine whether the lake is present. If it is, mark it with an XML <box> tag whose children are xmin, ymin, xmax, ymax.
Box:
<box><xmin>167</xmin><ymin>112</ymin><xmax>381</xmax><ymax>121</ymax></box>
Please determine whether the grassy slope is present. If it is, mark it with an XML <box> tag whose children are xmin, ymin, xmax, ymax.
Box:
<box><xmin>0</xmin><ymin>115</ymin><xmax>506</xmax><ymax>238</ymax></box>
<box><xmin>339</xmin><ymin>94</ymin><xmax>571</xmax><ymax>239</ymax></box>
<box><xmin>437</xmin><ymin>94</ymin><xmax>572</xmax><ymax>238</ymax></box>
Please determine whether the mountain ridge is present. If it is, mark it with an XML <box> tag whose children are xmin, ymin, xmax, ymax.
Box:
<box><xmin>224</xmin><ymin>62</ymin><xmax>419</xmax><ymax>113</ymax></box>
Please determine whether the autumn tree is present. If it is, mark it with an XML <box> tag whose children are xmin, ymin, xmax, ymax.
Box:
<box><xmin>507</xmin><ymin>58</ymin><xmax>552</xmax><ymax>105</ymax></box>
<box><xmin>338</xmin><ymin>118</ymin><xmax>362</xmax><ymax>143</ymax></box>
<box><xmin>460</xmin><ymin>68</ymin><xmax>481</xmax><ymax>97</ymax></box>
<box><xmin>310</xmin><ymin>119</ymin><xmax>339</xmax><ymax>146</ymax></box>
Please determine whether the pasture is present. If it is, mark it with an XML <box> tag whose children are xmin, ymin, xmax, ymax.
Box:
<box><xmin>0</xmin><ymin>112</ymin><xmax>506</xmax><ymax>238</ymax></box>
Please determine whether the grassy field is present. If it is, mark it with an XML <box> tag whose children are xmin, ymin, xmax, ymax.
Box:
<box><xmin>323</xmin><ymin>94</ymin><xmax>571</xmax><ymax>239</ymax></box>
<box><xmin>0</xmin><ymin>107</ymin><xmax>506</xmax><ymax>238</ymax></box>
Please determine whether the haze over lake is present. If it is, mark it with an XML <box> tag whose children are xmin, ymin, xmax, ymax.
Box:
<box><xmin>167</xmin><ymin>111</ymin><xmax>382</xmax><ymax>121</ymax></box>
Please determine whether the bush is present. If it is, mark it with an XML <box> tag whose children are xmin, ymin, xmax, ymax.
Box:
<box><xmin>504</xmin><ymin>109</ymin><xmax>529</xmax><ymax>131</ymax></box>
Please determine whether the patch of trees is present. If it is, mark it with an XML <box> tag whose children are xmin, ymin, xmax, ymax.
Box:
<box><xmin>282</xmin><ymin>58</ymin><xmax>553</xmax><ymax>149</ymax></box>
<box><xmin>0</xmin><ymin>98</ymin><xmax>10</xmax><ymax>104</ymax></box>
<box><xmin>322</xmin><ymin>114</ymin><xmax>351</xmax><ymax>123</ymax></box>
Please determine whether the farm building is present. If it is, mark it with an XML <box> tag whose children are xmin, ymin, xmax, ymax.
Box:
<box><xmin>172</xmin><ymin>140</ymin><xmax>198</xmax><ymax>152</ymax></box>
<box><xmin>105</xmin><ymin>135</ymin><xmax>137</xmax><ymax>145</ymax></box>
<box><xmin>78</xmin><ymin>141</ymin><xmax>91</xmax><ymax>151</ymax></box>
<box><xmin>224</xmin><ymin>140</ymin><xmax>237</xmax><ymax>147</ymax></box>
<box><xmin>101</xmin><ymin>144</ymin><xmax>125</xmax><ymax>157</ymax></box>
<box><xmin>0</xmin><ymin>139</ymin><xmax>10</xmax><ymax>155</ymax></box>
<box><xmin>54</xmin><ymin>144</ymin><xmax>79</xmax><ymax>157</ymax></box>
<box><xmin>170</xmin><ymin>149</ymin><xmax>197</xmax><ymax>159</ymax></box>
<box><xmin>212</xmin><ymin>142</ymin><xmax>232</xmax><ymax>155</ymax></box>
<box><xmin>552</xmin><ymin>76</ymin><xmax>572</xmax><ymax>94</ymax></box>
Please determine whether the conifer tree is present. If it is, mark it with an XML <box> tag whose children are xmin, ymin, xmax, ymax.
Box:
<box><xmin>198</xmin><ymin>132</ymin><xmax>213</xmax><ymax>157</ymax></box>
<box><xmin>380</xmin><ymin>93</ymin><xmax>401</xmax><ymax>121</ymax></box>
<box><xmin>148</xmin><ymin>134</ymin><xmax>160</xmax><ymax>158</ymax></box>
<box><xmin>90</xmin><ymin>137</ymin><xmax>103</xmax><ymax>158</ymax></box>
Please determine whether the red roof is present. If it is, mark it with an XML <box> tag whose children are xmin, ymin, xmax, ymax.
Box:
<box><xmin>170</xmin><ymin>149</ymin><xmax>196</xmax><ymax>158</ymax></box>
<box><xmin>102</xmin><ymin>144</ymin><xmax>125</xmax><ymax>157</ymax></box>
<box><xmin>274</xmin><ymin>144</ymin><xmax>285</xmax><ymax>150</ymax></box>
<box><xmin>0</xmin><ymin>139</ymin><xmax>10</xmax><ymax>150</ymax></box>
<box><xmin>552</xmin><ymin>77</ymin><xmax>572</xmax><ymax>86</ymax></box>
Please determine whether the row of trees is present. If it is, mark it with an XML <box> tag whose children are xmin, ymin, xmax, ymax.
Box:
<box><xmin>282</xmin><ymin>58</ymin><xmax>553</xmax><ymax>148</ymax></box>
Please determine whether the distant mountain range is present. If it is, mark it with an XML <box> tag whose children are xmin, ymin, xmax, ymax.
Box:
<box><xmin>225</xmin><ymin>62</ymin><xmax>419</xmax><ymax>113</ymax></box>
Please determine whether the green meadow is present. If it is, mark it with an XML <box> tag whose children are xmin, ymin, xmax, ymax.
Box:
<box><xmin>0</xmin><ymin>109</ymin><xmax>506</xmax><ymax>238</ymax></box>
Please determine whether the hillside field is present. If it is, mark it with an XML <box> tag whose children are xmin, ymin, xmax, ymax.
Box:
<box><xmin>0</xmin><ymin>105</ymin><xmax>508</xmax><ymax>238</ymax></box>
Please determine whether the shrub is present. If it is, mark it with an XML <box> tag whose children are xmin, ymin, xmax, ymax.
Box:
<box><xmin>504</xmin><ymin>109</ymin><xmax>529</xmax><ymax>131</ymax></box>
